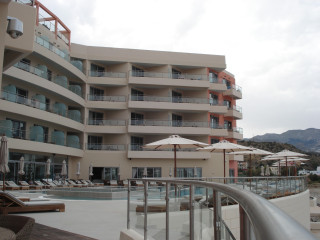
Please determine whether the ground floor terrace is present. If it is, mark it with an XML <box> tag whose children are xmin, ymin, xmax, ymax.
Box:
<box><xmin>2</xmin><ymin>176</ymin><xmax>316</xmax><ymax>240</ymax></box>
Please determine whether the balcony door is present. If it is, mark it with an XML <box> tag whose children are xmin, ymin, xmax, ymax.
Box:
<box><xmin>88</xmin><ymin>135</ymin><xmax>102</xmax><ymax>150</ymax></box>
<box><xmin>209</xmin><ymin>93</ymin><xmax>218</xmax><ymax>105</ymax></box>
<box><xmin>7</xmin><ymin>118</ymin><xmax>26</xmax><ymax>139</ymax></box>
<box><xmin>90</xmin><ymin>87</ymin><xmax>104</xmax><ymax>101</ymax></box>
<box><xmin>131</xmin><ymin>112</ymin><xmax>144</xmax><ymax>125</ymax></box>
<box><xmin>131</xmin><ymin>136</ymin><xmax>143</xmax><ymax>151</ymax></box>
<box><xmin>210</xmin><ymin>115</ymin><xmax>219</xmax><ymax>128</ymax></box>
<box><xmin>89</xmin><ymin>111</ymin><xmax>103</xmax><ymax>125</ymax></box>
<box><xmin>172</xmin><ymin>114</ymin><xmax>182</xmax><ymax>127</ymax></box>
<box><xmin>131</xmin><ymin>89</ymin><xmax>144</xmax><ymax>101</ymax></box>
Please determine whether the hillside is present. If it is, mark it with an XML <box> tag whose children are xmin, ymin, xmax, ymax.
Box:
<box><xmin>246</xmin><ymin>128</ymin><xmax>320</xmax><ymax>153</ymax></box>
<box><xmin>238</xmin><ymin>140</ymin><xmax>320</xmax><ymax>170</ymax></box>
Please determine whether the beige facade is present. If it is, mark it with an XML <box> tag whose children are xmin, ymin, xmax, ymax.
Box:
<box><xmin>0</xmin><ymin>1</ymin><xmax>243</xmax><ymax>182</ymax></box>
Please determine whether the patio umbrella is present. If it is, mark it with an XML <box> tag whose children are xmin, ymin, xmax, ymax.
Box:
<box><xmin>169</xmin><ymin>167</ymin><xmax>172</xmax><ymax>177</ymax></box>
<box><xmin>46</xmin><ymin>158</ymin><xmax>51</xmax><ymax>183</ymax></box>
<box><xmin>18</xmin><ymin>156</ymin><xmax>25</xmax><ymax>176</ymax></box>
<box><xmin>267</xmin><ymin>150</ymin><xmax>307</xmax><ymax>176</ymax></box>
<box><xmin>89</xmin><ymin>163</ymin><xmax>93</xmax><ymax>180</ymax></box>
<box><xmin>194</xmin><ymin>166</ymin><xmax>198</xmax><ymax>177</ymax></box>
<box><xmin>61</xmin><ymin>160</ymin><xmax>67</xmax><ymax>177</ymax></box>
<box><xmin>228</xmin><ymin>148</ymin><xmax>272</xmax><ymax>177</ymax></box>
<box><xmin>265</xmin><ymin>165</ymin><xmax>270</xmax><ymax>176</ymax></box>
<box><xmin>260</xmin><ymin>165</ymin><xmax>265</xmax><ymax>176</ymax></box>
<box><xmin>0</xmin><ymin>135</ymin><xmax>9</xmax><ymax>191</ymax></box>
<box><xmin>143</xmin><ymin>167</ymin><xmax>147</xmax><ymax>178</ymax></box>
<box><xmin>76</xmin><ymin>162</ymin><xmax>81</xmax><ymax>179</ymax></box>
<box><xmin>143</xmin><ymin>135</ymin><xmax>208</xmax><ymax>177</ymax></box>
<box><xmin>197</xmin><ymin>140</ymin><xmax>252</xmax><ymax>178</ymax></box>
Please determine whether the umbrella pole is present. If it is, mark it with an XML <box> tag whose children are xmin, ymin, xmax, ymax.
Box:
<box><xmin>249</xmin><ymin>154</ymin><xmax>252</xmax><ymax>177</ymax></box>
<box><xmin>2</xmin><ymin>173</ymin><xmax>5</xmax><ymax>192</ymax></box>
<box><xmin>278</xmin><ymin>161</ymin><xmax>280</xmax><ymax>176</ymax></box>
<box><xmin>174</xmin><ymin>145</ymin><xmax>177</xmax><ymax>178</ymax></box>
<box><xmin>223</xmin><ymin>149</ymin><xmax>226</xmax><ymax>184</ymax></box>
<box><xmin>286</xmin><ymin>157</ymin><xmax>288</xmax><ymax>176</ymax></box>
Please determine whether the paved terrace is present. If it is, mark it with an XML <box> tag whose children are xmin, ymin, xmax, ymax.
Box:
<box><xmin>11</xmin><ymin>193</ymin><xmax>127</xmax><ymax>240</ymax></box>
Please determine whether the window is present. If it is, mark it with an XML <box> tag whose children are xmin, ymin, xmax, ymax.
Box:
<box><xmin>172</xmin><ymin>69</ymin><xmax>182</xmax><ymax>79</ymax></box>
<box><xmin>172</xmin><ymin>114</ymin><xmax>182</xmax><ymax>127</ymax></box>
<box><xmin>131</xmin><ymin>112</ymin><xmax>144</xmax><ymax>126</ymax></box>
<box><xmin>211</xmin><ymin>138</ymin><xmax>219</xmax><ymax>144</ymax></box>
<box><xmin>132</xmin><ymin>66</ymin><xmax>144</xmax><ymax>77</ymax></box>
<box><xmin>19</xmin><ymin>58</ymin><xmax>31</xmax><ymax>72</ymax></box>
<box><xmin>91</xmin><ymin>64</ymin><xmax>105</xmax><ymax>77</ymax></box>
<box><xmin>131</xmin><ymin>136</ymin><xmax>143</xmax><ymax>150</ymax></box>
<box><xmin>104</xmin><ymin>167</ymin><xmax>119</xmax><ymax>180</ymax></box>
<box><xmin>16</xmin><ymin>87</ymin><xmax>28</xmax><ymax>105</ymax></box>
<box><xmin>45</xmin><ymin>97</ymin><xmax>50</xmax><ymax>111</ymax></box>
<box><xmin>209</xmin><ymin>93</ymin><xmax>218</xmax><ymax>105</ymax></box>
<box><xmin>89</xmin><ymin>111</ymin><xmax>103</xmax><ymax>125</ymax></box>
<box><xmin>7</xmin><ymin>118</ymin><xmax>26</xmax><ymax>139</ymax></box>
<box><xmin>209</xmin><ymin>72</ymin><xmax>218</xmax><ymax>83</ymax></box>
<box><xmin>88</xmin><ymin>135</ymin><xmax>102</xmax><ymax>150</ymax></box>
<box><xmin>90</xmin><ymin>87</ymin><xmax>104</xmax><ymax>101</ymax></box>
<box><xmin>223</xmin><ymin>79</ymin><xmax>231</xmax><ymax>89</ymax></box>
<box><xmin>177</xmin><ymin>167</ymin><xmax>202</xmax><ymax>178</ymax></box>
<box><xmin>132</xmin><ymin>167</ymin><xmax>161</xmax><ymax>178</ymax></box>
<box><xmin>131</xmin><ymin>89</ymin><xmax>144</xmax><ymax>101</ymax></box>
<box><xmin>210</xmin><ymin>116</ymin><xmax>219</xmax><ymax>128</ymax></box>
<box><xmin>224</xmin><ymin>120</ymin><xmax>232</xmax><ymax>130</ymax></box>
<box><xmin>172</xmin><ymin>91</ymin><xmax>182</xmax><ymax>103</ymax></box>
<box><xmin>224</xmin><ymin>100</ymin><xmax>231</xmax><ymax>108</ymax></box>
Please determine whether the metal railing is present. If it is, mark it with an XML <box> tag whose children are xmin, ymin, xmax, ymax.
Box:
<box><xmin>86</xmin><ymin>144</ymin><xmax>125</xmax><ymax>151</ymax></box>
<box><xmin>14</xmin><ymin>61</ymin><xmax>84</xmax><ymax>98</ymax></box>
<box><xmin>35</xmin><ymin>36</ymin><xmax>69</xmax><ymax>61</ymax></box>
<box><xmin>130</xmin><ymin>70</ymin><xmax>208</xmax><ymax>81</ymax></box>
<box><xmin>87</xmin><ymin>119</ymin><xmax>126</xmax><ymax>126</ymax></box>
<box><xmin>0</xmin><ymin>126</ymin><xmax>82</xmax><ymax>149</ymax></box>
<box><xmin>229</xmin><ymin>105</ymin><xmax>242</xmax><ymax>113</ymax></box>
<box><xmin>87</xmin><ymin>94</ymin><xmax>126</xmax><ymax>102</ymax></box>
<box><xmin>130</xmin><ymin>95</ymin><xmax>209</xmax><ymax>104</ymax></box>
<box><xmin>1</xmin><ymin>90</ymin><xmax>83</xmax><ymax>123</ymax></box>
<box><xmin>129</xmin><ymin>119</ymin><xmax>209</xmax><ymax>128</ymax></box>
<box><xmin>126</xmin><ymin>177</ymin><xmax>314</xmax><ymax>240</ymax></box>
<box><xmin>89</xmin><ymin>70</ymin><xmax>127</xmax><ymax>78</ymax></box>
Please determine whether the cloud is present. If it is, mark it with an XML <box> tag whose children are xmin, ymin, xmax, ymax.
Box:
<box><xmin>38</xmin><ymin>0</ymin><xmax>320</xmax><ymax>138</ymax></box>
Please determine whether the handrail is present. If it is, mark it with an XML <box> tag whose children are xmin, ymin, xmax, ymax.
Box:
<box><xmin>126</xmin><ymin>177</ymin><xmax>314</xmax><ymax>240</ymax></box>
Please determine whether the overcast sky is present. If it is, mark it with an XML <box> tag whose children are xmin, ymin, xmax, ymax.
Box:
<box><xmin>39</xmin><ymin>0</ymin><xmax>320</xmax><ymax>138</ymax></box>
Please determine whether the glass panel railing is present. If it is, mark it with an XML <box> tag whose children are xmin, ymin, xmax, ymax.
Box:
<box><xmin>87</xmin><ymin>95</ymin><xmax>126</xmax><ymax>102</ymax></box>
<box><xmin>35</xmin><ymin>36</ymin><xmax>70</xmax><ymax>61</ymax></box>
<box><xmin>89</xmin><ymin>71</ymin><xmax>127</xmax><ymax>78</ymax></box>
<box><xmin>86</xmin><ymin>144</ymin><xmax>125</xmax><ymax>151</ymax></box>
<box><xmin>129</xmin><ymin>119</ymin><xmax>209</xmax><ymax>128</ymax></box>
<box><xmin>87</xmin><ymin>119</ymin><xmax>126</xmax><ymax>126</ymax></box>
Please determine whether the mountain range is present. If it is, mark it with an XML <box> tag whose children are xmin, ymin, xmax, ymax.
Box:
<box><xmin>245</xmin><ymin>128</ymin><xmax>320</xmax><ymax>153</ymax></box>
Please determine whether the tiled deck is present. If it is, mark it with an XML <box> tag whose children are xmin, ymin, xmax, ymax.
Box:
<box><xmin>31</xmin><ymin>223</ymin><xmax>97</xmax><ymax>240</ymax></box>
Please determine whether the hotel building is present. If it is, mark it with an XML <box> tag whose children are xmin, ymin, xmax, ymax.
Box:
<box><xmin>0</xmin><ymin>0</ymin><xmax>243</xmax><ymax>182</ymax></box>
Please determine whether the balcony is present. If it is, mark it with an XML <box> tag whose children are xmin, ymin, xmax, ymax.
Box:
<box><xmin>227</xmin><ymin>127</ymin><xmax>243</xmax><ymax>140</ymax></box>
<box><xmin>210</xmin><ymin>125</ymin><xmax>228</xmax><ymax>137</ymax></box>
<box><xmin>209</xmin><ymin>101</ymin><xmax>228</xmax><ymax>114</ymax></box>
<box><xmin>128</xmin><ymin>119</ymin><xmax>210</xmax><ymax>135</ymax></box>
<box><xmin>209</xmin><ymin>78</ymin><xmax>227</xmax><ymax>92</ymax></box>
<box><xmin>88</xmin><ymin>71</ymin><xmax>127</xmax><ymax>86</ymax></box>
<box><xmin>8</xmin><ymin>61</ymin><xmax>85</xmax><ymax>104</ymax></box>
<box><xmin>0</xmin><ymin>127</ymin><xmax>83</xmax><ymax>157</ymax></box>
<box><xmin>128</xmin><ymin>144</ymin><xmax>210</xmax><ymax>159</ymax></box>
<box><xmin>225</xmin><ymin>105</ymin><xmax>243</xmax><ymax>119</ymax></box>
<box><xmin>34</xmin><ymin>36</ymin><xmax>86</xmax><ymax>82</ymax></box>
<box><xmin>86</xmin><ymin>95</ymin><xmax>127</xmax><ymax>109</ymax></box>
<box><xmin>223</xmin><ymin>84</ymin><xmax>242</xmax><ymax>99</ymax></box>
<box><xmin>86</xmin><ymin>119</ymin><xmax>127</xmax><ymax>134</ymax></box>
<box><xmin>86</xmin><ymin>144</ymin><xmax>126</xmax><ymax>151</ymax></box>
<box><xmin>129</xmin><ymin>95</ymin><xmax>210</xmax><ymax>111</ymax></box>
<box><xmin>0</xmin><ymin>93</ymin><xmax>84</xmax><ymax>132</ymax></box>
<box><xmin>128</xmin><ymin>71</ymin><xmax>209</xmax><ymax>88</ymax></box>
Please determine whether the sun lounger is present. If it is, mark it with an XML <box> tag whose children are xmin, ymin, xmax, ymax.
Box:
<box><xmin>0</xmin><ymin>191</ymin><xmax>65</xmax><ymax>214</ymax></box>
<box><xmin>34</xmin><ymin>180</ymin><xmax>50</xmax><ymax>189</ymax></box>
<box><xmin>110</xmin><ymin>180</ymin><xmax>118</xmax><ymax>186</ymax></box>
<box><xmin>66</xmin><ymin>179</ymin><xmax>82</xmax><ymax>187</ymax></box>
<box><xmin>6</xmin><ymin>181</ymin><xmax>28</xmax><ymax>190</ymax></box>
<box><xmin>42</xmin><ymin>179</ymin><xmax>58</xmax><ymax>188</ymax></box>
<box><xmin>19</xmin><ymin>181</ymin><xmax>42</xmax><ymax>190</ymax></box>
<box><xmin>79</xmin><ymin>179</ymin><xmax>94</xmax><ymax>187</ymax></box>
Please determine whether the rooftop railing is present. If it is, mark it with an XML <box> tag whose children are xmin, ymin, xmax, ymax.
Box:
<box><xmin>126</xmin><ymin>176</ymin><xmax>314</xmax><ymax>240</ymax></box>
